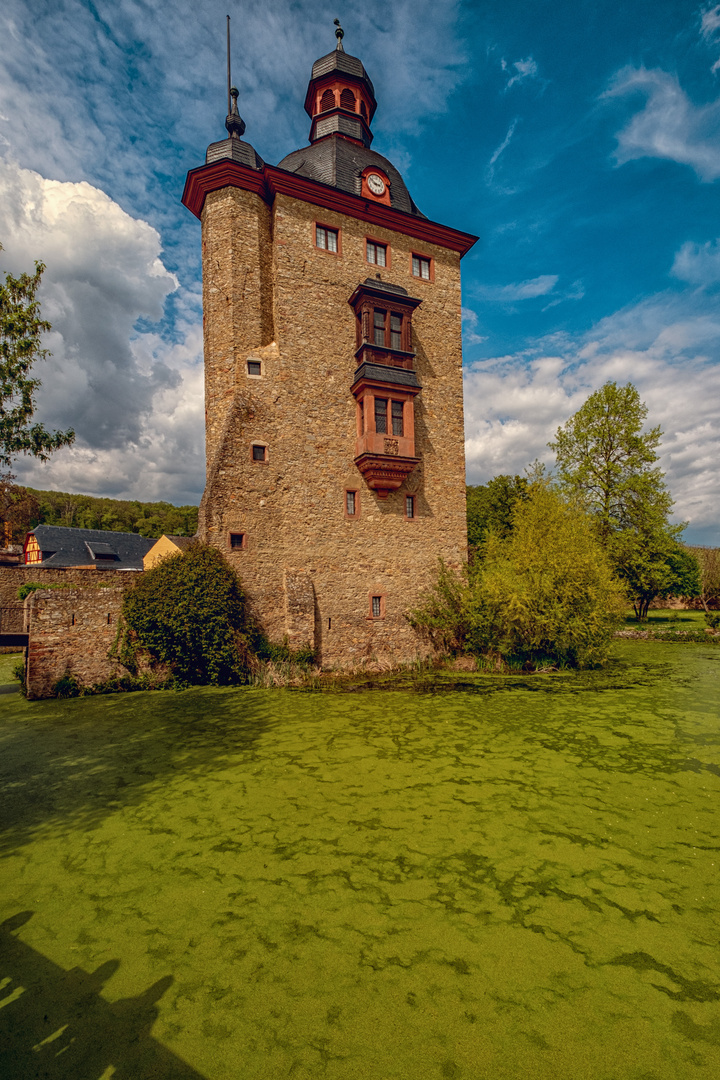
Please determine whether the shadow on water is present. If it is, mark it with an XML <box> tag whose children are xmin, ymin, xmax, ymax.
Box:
<box><xmin>0</xmin><ymin>912</ymin><xmax>206</xmax><ymax>1079</ymax></box>
<box><xmin>0</xmin><ymin>687</ymin><xmax>274</xmax><ymax>857</ymax></box>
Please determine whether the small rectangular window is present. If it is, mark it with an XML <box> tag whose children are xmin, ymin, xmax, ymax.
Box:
<box><xmin>371</xmin><ymin>596</ymin><xmax>382</xmax><ymax>618</ymax></box>
<box><xmin>373</xmin><ymin>309</ymin><xmax>386</xmax><ymax>347</ymax></box>
<box><xmin>390</xmin><ymin>313</ymin><xmax>402</xmax><ymax>350</ymax></box>
<box><xmin>346</xmin><ymin>490</ymin><xmax>357</xmax><ymax>516</ymax></box>
<box><xmin>406</xmin><ymin>495</ymin><xmax>415</xmax><ymax>519</ymax></box>
<box><xmin>252</xmin><ymin>444</ymin><xmax>267</xmax><ymax>462</ymax></box>
<box><xmin>316</xmin><ymin>225</ymin><xmax>339</xmax><ymax>252</ymax></box>
<box><xmin>391</xmin><ymin>401</ymin><xmax>404</xmax><ymax>437</ymax></box>
<box><xmin>367</xmin><ymin>241</ymin><xmax>387</xmax><ymax>266</ymax></box>
<box><xmin>247</xmin><ymin>360</ymin><xmax>261</xmax><ymax>376</ymax></box>
<box><xmin>230</xmin><ymin>533</ymin><xmax>245</xmax><ymax>549</ymax></box>
<box><xmin>412</xmin><ymin>254</ymin><xmax>431</xmax><ymax>280</ymax></box>
<box><xmin>375</xmin><ymin>398</ymin><xmax>388</xmax><ymax>434</ymax></box>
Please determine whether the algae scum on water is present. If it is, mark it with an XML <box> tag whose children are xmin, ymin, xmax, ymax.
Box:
<box><xmin>0</xmin><ymin>642</ymin><xmax>719</xmax><ymax>1079</ymax></box>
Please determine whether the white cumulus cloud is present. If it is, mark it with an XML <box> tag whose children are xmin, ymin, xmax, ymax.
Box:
<box><xmin>476</xmin><ymin>274</ymin><xmax>559</xmax><ymax>302</ymax></box>
<box><xmin>0</xmin><ymin>161</ymin><xmax>204</xmax><ymax>503</ymax></box>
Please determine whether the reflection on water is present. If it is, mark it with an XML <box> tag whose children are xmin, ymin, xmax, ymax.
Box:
<box><xmin>0</xmin><ymin>642</ymin><xmax>719</xmax><ymax>1079</ymax></box>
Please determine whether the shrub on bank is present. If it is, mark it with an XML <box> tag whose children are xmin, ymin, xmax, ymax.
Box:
<box><xmin>120</xmin><ymin>543</ymin><xmax>257</xmax><ymax>685</ymax></box>
<box><xmin>410</xmin><ymin>485</ymin><xmax>627</xmax><ymax>670</ymax></box>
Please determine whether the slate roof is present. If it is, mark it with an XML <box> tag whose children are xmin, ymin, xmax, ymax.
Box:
<box><xmin>277</xmin><ymin>136</ymin><xmax>425</xmax><ymax>218</ymax></box>
<box><xmin>311</xmin><ymin>49</ymin><xmax>375</xmax><ymax>96</ymax></box>
<box><xmin>27</xmin><ymin>525</ymin><xmax>155</xmax><ymax>570</ymax></box>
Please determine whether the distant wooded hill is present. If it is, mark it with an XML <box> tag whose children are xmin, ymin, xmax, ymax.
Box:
<box><xmin>26</xmin><ymin>488</ymin><xmax>198</xmax><ymax>539</ymax></box>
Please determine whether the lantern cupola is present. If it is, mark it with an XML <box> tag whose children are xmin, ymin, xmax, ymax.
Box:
<box><xmin>303</xmin><ymin>20</ymin><xmax>377</xmax><ymax>148</ymax></box>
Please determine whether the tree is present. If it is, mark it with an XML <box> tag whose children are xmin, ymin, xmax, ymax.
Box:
<box><xmin>549</xmin><ymin>381</ymin><xmax>671</xmax><ymax>540</ymax></box>
<box><xmin>410</xmin><ymin>484</ymin><xmax>627</xmax><ymax>669</ymax></box>
<box><xmin>0</xmin><ymin>246</ymin><xmax>75</xmax><ymax>466</ymax></box>
<box><xmin>466</xmin><ymin>474</ymin><xmax>528</xmax><ymax>553</ymax></box>
<box><xmin>0</xmin><ymin>472</ymin><xmax>40</xmax><ymax>545</ymax></box>
<box><xmin>695</xmin><ymin>546</ymin><xmax>720</xmax><ymax>612</ymax></box>
<box><xmin>549</xmin><ymin>382</ymin><xmax>688</xmax><ymax>620</ymax></box>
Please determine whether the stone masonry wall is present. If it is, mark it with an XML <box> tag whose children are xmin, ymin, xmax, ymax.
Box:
<box><xmin>199</xmin><ymin>186</ymin><xmax>468</xmax><ymax>667</ymax></box>
<box><xmin>24</xmin><ymin>588</ymin><xmax>128</xmax><ymax>699</ymax></box>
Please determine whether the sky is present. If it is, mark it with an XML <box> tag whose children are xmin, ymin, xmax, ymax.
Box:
<box><xmin>0</xmin><ymin>0</ymin><xmax>718</xmax><ymax>543</ymax></box>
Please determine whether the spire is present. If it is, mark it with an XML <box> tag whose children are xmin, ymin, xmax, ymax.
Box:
<box><xmin>334</xmin><ymin>18</ymin><xmax>345</xmax><ymax>52</ymax></box>
<box><xmin>225</xmin><ymin>86</ymin><xmax>246</xmax><ymax>139</ymax></box>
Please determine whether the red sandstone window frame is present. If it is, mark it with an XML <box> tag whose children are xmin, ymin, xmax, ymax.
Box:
<box><xmin>250</xmin><ymin>442</ymin><xmax>268</xmax><ymax>463</ymax></box>
<box><xmin>367</xmin><ymin>592</ymin><xmax>386</xmax><ymax>620</ymax></box>
<box><xmin>405</xmin><ymin>494</ymin><xmax>416</xmax><ymax>521</ymax></box>
<box><xmin>344</xmin><ymin>488</ymin><xmax>360</xmax><ymax>519</ymax></box>
<box><xmin>314</xmin><ymin>222</ymin><xmax>342</xmax><ymax>255</ymax></box>
<box><xmin>365</xmin><ymin>236</ymin><xmax>390</xmax><ymax>268</ymax></box>
<box><xmin>410</xmin><ymin>252</ymin><xmax>434</xmax><ymax>282</ymax></box>
<box><xmin>228</xmin><ymin>532</ymin><xmax>247</xmax><ymax>550</ymax></box>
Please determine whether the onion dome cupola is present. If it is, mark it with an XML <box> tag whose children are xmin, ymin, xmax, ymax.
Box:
<box><xmin>278</xmin><ymin>21</ymin><xmax>425</xmax><ymax>218</ymax></box>
<box><xmin>205</xmin><ymin>85</ymin><xmax>265</xmax><ymax>170</ymax></box>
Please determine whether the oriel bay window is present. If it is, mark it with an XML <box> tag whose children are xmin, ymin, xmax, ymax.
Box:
<box><xmin>349</xmin><ymin>277</ymin><xmax>423</xmax><ymax>498</ymax></box>
<box><xmin>349</xmin><ymin>278</ymin><xmax>421</xmax><ymax>371</ymax></box>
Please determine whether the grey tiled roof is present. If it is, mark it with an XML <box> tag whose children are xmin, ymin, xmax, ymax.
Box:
<box><xmin>277</xmin><ymin>136</ymin><xmax>425</xmax><ymax>217</ymax></box>
<box><xmin>29</xmin><ymin>525</ymin><xmax>155</xmax><ymax>570</ymax></box>
<box><xmin>352</xmin><ymin>362</ymin><xmax>421</xmax><ymax>389</ymax></box>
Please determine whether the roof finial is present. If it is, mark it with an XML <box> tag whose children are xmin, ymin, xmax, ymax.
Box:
<box><xmin>225</xmin><ymin>16</ymin><xmax>246</xmax><ymax>138</ymax></box>
<box><xmin>226</xmin><ymin>86</ymin><xmax>246</xmax><ymax>138</ymax></box>
<box><xmin>334</xmin><ymin>18</ymin><xmax>345</xmax><ymax>52</ymax></box>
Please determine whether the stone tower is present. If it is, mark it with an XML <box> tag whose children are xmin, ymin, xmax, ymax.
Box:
<box><xmin>182</xmin><ymin>26</ymin><xmax>477</xmax><ymax>667</ymax></box>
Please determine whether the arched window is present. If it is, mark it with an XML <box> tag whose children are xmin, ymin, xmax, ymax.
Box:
<box><xmin>320</xmin><ymin>88</ymin><xmax>335</xmax><ymax>112</ymax></box>
<box><xmin>340</xmin><ymin>88</ymin><xmax>356</xmax><ymax>111</ymax></box>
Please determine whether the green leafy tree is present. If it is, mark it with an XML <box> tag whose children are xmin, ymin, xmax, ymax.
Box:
<box><xmin>550</xmin><ymin>382</ymin><xmax>688</xmax><ymax>620</ymax></box>
<box><xmin>694</xmin><ymin>546</ymin><xmax>720</xmax><ymax>612</ymax></box>
<box><xmin>0</xmin><ymin>472</ymin><xmax>40</xmax><ymax>544</ymax></box>
<box><xmin>0</xmin><ymin>247</ymin><xmax>74</xmax><ymax>466</ymax></box>
<box><xmin>121</xmin><ymin>544</ymin><xmax>255</xmax><ymax>685</ymax></box>
<box><xmin>411</xmin><ymin>485</ymin><xmax>626</xmax><ymax>669</ymax></box>
<box><xmin>466</xmin><ymin>474</ymin><xmax>528</xmax><ymax>554</ymax></box>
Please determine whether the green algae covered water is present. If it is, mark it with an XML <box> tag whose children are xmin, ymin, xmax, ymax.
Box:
<box><xmin>0</xmin><ymin>643</ymin><xmax>719</xmax><ymax>1080</ymax></box>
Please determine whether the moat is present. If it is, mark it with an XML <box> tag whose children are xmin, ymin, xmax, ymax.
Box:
<box><xmin>1</xmin><ymin>641</ymin><xmax>719</xmax><ymax>1079</ymax></box>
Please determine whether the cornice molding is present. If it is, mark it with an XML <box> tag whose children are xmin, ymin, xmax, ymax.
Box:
<box><xmin>181</xmin><ymin>160</ymin><xmax>478</xmax><ymax>256</ymax></box>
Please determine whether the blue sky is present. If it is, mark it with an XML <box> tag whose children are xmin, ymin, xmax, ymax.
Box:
<box><xmin>0</xmin><ymin>0</ymin><xmax>718</xmax><ymax>542</ymax></box>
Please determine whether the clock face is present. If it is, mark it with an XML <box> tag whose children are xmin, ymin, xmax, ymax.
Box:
<box><xmin>367</xmin><ymin>173</ymin><xmax>386</xmax><ymax>196</ymax></box>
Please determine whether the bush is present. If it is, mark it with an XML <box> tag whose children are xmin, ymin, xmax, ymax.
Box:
<box><xmin>52</xmin><ymin>672</ymin><xmax>82</xmax><ymax>698</ymax></box>
<box><xmin>705</xmin><ymin>612</ymin><xmax>720</xmax><ymax>629</ymax></box>
<box><xmin>120</xmin><ymin>543</ymin><xmax>255</xmax><ymax>685</ymax></box>
<box><xmin>411</xmin><ymin>484</ymin><xmax>627</xmax><ymax>670</ymax></box>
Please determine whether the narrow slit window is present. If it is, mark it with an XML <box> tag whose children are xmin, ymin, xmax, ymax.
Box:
<box><xmin>230</xmin><ymin>533</ymin><xmax>245</xmax><ymax>549</ymax></box>
<box><xmin>391</xmin><ymin>401</ymin><xmax>404</xmax><ymax>437</ymax></box>
<box><xmin>406</xmin><ymin>495</ymin><xmax>415</xmax><ymax>519</ymax></box>
<box><xmin>252</xmin><ymin>444</ymin><xmax>267</xmax><ymax>462</ymax></box>
<box><xmin>390</xmin><ymin>314</ymin><xmax>402</xmax><ymax>350</ymax></box>
<box><xmin>316</xmin><ymin>225</ymin><xmax>338</xmax><ymax>252</ymax></box>
<box><xmin>358</xmin><ymin>398</ymin><xmax>364</xmax><ymax>431</ymax></box>
<box><xmin>412</xmin><ymin>254</ymin><xmax>431</xmax><ymax>280</ymax></box>
<box><xmin>367</xmin><ymin>241</ymin><xmax>387</xmax><ymax>267</ymax></box>
<box><xmin>375</xmin><ymin>398</ymin><xmax>388</xmax><ymax>434</ymax></box>
<box><xmin>371</xmin><ymin>596</ymin><xmax>382</xmax><ymax>618</ymax></box>
<box><xmin>247</xmin><ymin>360</ymin><xmax>261</xmax><ymax>376</ymax></box>
<box><xmin>373</xmin><ymin>309</ymin><xmax>386</xmax><ymax>346</ymax></box>
<box><xmin>346</xmin><ymin>490</ymin><xmax>357</xmax><ymax>517</ymax></box>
